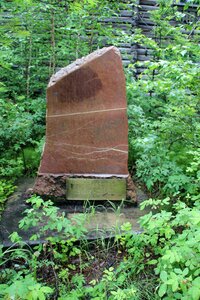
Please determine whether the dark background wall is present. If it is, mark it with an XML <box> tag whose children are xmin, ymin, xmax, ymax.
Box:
<box><xmin>105</xmin><ymin>0</ymin><xmax>199</xmax><ymax>75</ymax></box>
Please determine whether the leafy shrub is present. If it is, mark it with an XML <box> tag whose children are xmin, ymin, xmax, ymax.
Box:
<box><xmin>0</xmin><ymin>274</ymin><xmax>53</xmax><ymax>300</ymax></box>
<box><xmin>0</xmin><ymin>98</ymin><xmax>45</xmax><ymax>180</ymax></box>
<box><xmin>136</xmin><ymin>148</ymin><xmax>192</xmax><ymax>196</ymax></box>
<box><xmin>126</xmin><ymin>0</ymin><xmax>200</xmax><ymax>200</ymax></box>
<box><xmin>0</xmin><ymin>195</ymin><xmax>88</xmax><ymax>299</ymax></box>
<box><xmin>19</xmin><ymin>195</ymin><xmax>88</xmax><ymax>241</ymax></box>
<box><xmin>0</xmin><ymin>180</ymin><xmax>15</xmax><ymax>215</ymax></box>
<box><xmin>120</xmin><ymin>198</ymin><xmax>200</xmax><ymax>300</ymax></box>
<box><xmin>0</xmin><ymin>156</ymin><xmax>24</xmax><ymax>179</ymax></box>
<box><xmin>23</xmin><ymin>146</ymin><xmax>43</xmax><ymax>176</ymax></box>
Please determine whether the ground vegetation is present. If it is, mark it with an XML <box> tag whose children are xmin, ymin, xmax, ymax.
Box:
<box><xmin>0</xmin><ymin>0</ymin><xmax>200</xmax><ymax>299</ymax></box>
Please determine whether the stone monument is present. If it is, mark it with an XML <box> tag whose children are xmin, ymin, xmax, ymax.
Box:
<box><xmin>34</xmin><ymin>46</ymin><xmax>136</xmax><ymax>202</ymax></box>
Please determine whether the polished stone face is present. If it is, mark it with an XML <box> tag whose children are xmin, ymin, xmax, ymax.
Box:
<box><xmin>39</xmin><ymin>46</ymin><xmax>128</xmax><ymax>176</ymax></box>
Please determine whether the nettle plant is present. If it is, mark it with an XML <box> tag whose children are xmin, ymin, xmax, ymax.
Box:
<box><xmin>119</xmin><ymin>198</ymin><xmax>200</xmax><ymax>300</ymax></box>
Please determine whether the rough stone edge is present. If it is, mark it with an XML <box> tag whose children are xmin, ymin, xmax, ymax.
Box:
<box><xmin>28</xmin><ymin>174</ymin><xmax>137</xmax><ymax>203</ymax></box>
<box><xmin>48</xmin><ymin>46</ymin><xmax>120</xmax><ymax>88</ymax></box>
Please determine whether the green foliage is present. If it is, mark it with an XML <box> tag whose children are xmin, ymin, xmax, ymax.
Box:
<box><xmin>4</xmin><ymin>194</ymin><xmax>199</xmax><ymax>300</ymax></box>
<box><xmin>0</xmin><ymin>0</ymin><xmax>199</xmax><ymax>299</ymax></box>
<box><xmin>0</xmin><ymin>0</ymin><xmax>127</xmax><ymax>101</ymax></box>
<box><xmin>19</xmin><ymin>195</ymin><xmax>87</xmax><ymax>240</ymax></box>
<box><xmin>1</xmin><ymin>195</ymin><xmax>158</xmax><ymax>300</ymax></box>
<box><xmin>0</xmin><ymin>195</ymin><xmax>87</xmax><ymax>300</ymax></box>
<box><xmin>0</xmin><ymin>274</ymin><xmax>53</xmax><ymax>300</ymax></box>
<box><xmin>0</xmin><ymin>97</ymin><xmax>45</xmax><ymax>179</ymax></box>
<box><xmin>58</xmin><ymin>265</ymin><xmax>140</xmax><ymax>300</ymax></box>
<box><xmin>0</xmin><ymin>234</ymin><xmax>53</xmax><ymax>299</ymax></box>
<box><xmin>127</xmin><ymin>0</ymin><xmax>200</xmax><ymax>199</ymax></box>
<box><xmin>0</xmin><ymin>180</ymin><xmax>15</xmax><ymax>215</ymax></box>
<box><xmin>119</xmin><ymin>198</ymin><xmax>200</xmax><ymax>300</ymax></box>
<box><xmin>23</xmin><ymin>146</ymin><xmax>43</xmax><ymax>176</ymax></box>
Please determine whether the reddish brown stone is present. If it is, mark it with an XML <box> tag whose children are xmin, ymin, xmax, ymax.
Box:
<box><xmin>39</xmin><ymin>46</ymin><xmax>129</xmax><ymax>176</ymax></box>
<box><xmin>33</xmin><ymin>175</ymin><xmax>67</xmax><ymax>200</ymax></box>
<box><xmin>126</xmin><ymin>175</ymin><xmax>137</xmax><ymax>203</ymax></box>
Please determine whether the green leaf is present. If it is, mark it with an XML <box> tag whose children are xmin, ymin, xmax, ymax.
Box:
<box><xmin>191</xmin><ymin>286</ymin><xmax>200</xmax><ymax>300</ymax></box>
<box><xmin>160</xmin><ymin>271</ymin><xmax>168</xmax><ymax>282</ymax></box>
<box><xmin>38</xmin><ymin>290</ymin><xmax>45</xmax><ymax>300</ymax></box>
<box><xmin>41</xmin><ymin>287</ymin><xmax>53</xmax><ymax>293</ymax></box>
<box><xmin>57</xmin><ymin>222</ymin><xmax>62</xmax><ymax>232</ymax></box>
<box><xmin>147</xmin><ymin>259</ymin><xmax>157</xmax><ymax>265</ymax></box>
<box><xmin>158</xmin><ymin>284</ymin><xmax>167</xmax><ymax>297</ymax></box>
<box><xmin>9</xmin><ymin>231</ymin><xmax>21</xmax><ymax>243</ymax></box>
<box><xmin>172</xmin><ymin>279</ymin><xmax>179</xmax><ymax>292</ymax></box>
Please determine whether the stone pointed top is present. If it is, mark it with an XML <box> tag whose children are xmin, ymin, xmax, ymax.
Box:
<box><xmin>48</xmin><ymin>46</ymin><xmax>120</xmax><ymax>88</ymax></box>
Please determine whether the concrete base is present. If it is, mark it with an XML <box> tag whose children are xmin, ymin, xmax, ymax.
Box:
<box><xmin>32</xmin><ymin>174</ymin><xmax>137</xmax><ymax>203</ymax></box>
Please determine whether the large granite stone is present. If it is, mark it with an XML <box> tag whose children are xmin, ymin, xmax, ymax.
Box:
<box><xmin>39</xmin><ymin>46</ymin><xmax>128</xmax><ymax>176</ymax></box>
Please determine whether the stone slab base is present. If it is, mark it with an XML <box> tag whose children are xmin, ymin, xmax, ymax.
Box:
<box><xmin>32</xmin><ymin>174</ymin><xmax>137</xmax><ymax>203</ymax></box>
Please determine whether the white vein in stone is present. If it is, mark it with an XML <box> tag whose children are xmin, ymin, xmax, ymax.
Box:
<box><xmin>47</xmin><ymin>142</ymin><xmax>128</xmax><ymax>152</ymax></box>
<box><xmin>47</xmin><ymin>107</ymin><xmax>127</xmax><ymax>118</ymax></box>
<box><xmin>60</xmin><ymin>147</ymin><xmax>128</xmax><ymax>157</ymax></box>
